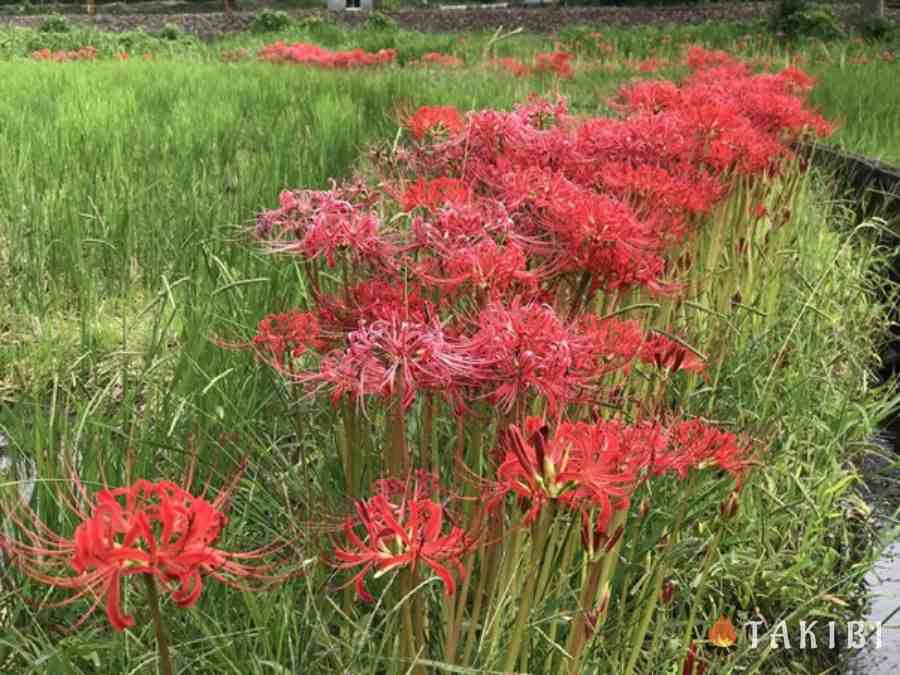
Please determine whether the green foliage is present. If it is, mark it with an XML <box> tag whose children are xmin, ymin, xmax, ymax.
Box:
<box><xmin>295</xmin><ymin>12</ymin><xmax>344</xmax><ymax>45</ymax></box>
<box><xmin>158</xmin><ymin>22</ymin><xmax>182</xmax><ymax>41</ymax></box>
<box><xmin>0</xmin><ymin>26</ymin><xmax>203</xmax><ymax>59</ymax></box>
<box><xmin>769</xmin><ymin>0</ymin><xmax>844</xmax><ymax>40</ymax></box>
<box><xmin>250</xmin><ymin>9</ymin><xmax>292</xmax><ymax>34</ymax></box>
<box><xmin>363</xmin><ymin>9</ymin><xmax>398</xmax><ymax>31</ymax></box>
<box><xmin>37</xmin><ymin>14</ymin><xmax>69</xmax><ymax>33</ymax></box>
<box><xmin>856</xmin><ymin>15</ymin><xmax>898</xmax><ymax>41</ymax></box>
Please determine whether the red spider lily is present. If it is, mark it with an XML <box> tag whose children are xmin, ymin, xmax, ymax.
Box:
<box><xmin>534</xmin><ymin>51</ymin><xmax>575</xmax><ymax>79</ymax></box>
<box><xmin>303</xmin><ymin>317</ymin><xmax>483</xmax><ymax>409</ymax></box>
<box><xmin>636</xmin><ymin>57</ymin><xmax>669</xmax><ymax>73</ymax></box>
<box><xmin>639</xmin><ymin>333</ymin><xmax>705</xmax><ymax>374</ymax></box>
<box><xmin>255</xmin><ymin>184</ymin><xmax>395</xmax><ymax>269</ymax></box>
<box><xmin>258</xmin><ymin>42</ymin><xmax>395</xmax><ymax>69</ymax></box>
<box><xmin>491</xmin><ymin>57</ymin><xmax>532</xmax><ymax>78</ymax></box>
<box><xmin>372</xmin><ymin>470</ymin><xmax>441</xmax><ymax>502</ymax></box>
<box><xmin>400</xmin><ymin>176</ymin><xmax>471</xmax><ymax>212</ymax></box>
<box><xmin>492</xmin><ymin>418</ymin><xmax>656</xmax><ymax>527</ymax></box>
<box><xmin>410</xmin><ymin>198</ymin><xmax>515</xmax><ymax>247</ymax></box>
<box><xmin>1</xmin><ymin>471</ymin><xmax>295</xmax><ymax>631</ymax></box>
<box><xmin>415</xmin><ymin>238</ymin><xmax>537</xmax><ymax>300</ymax></box>
<box><xmin>685</xmin><ymin>45</ymin><xmax>738</xmax><ymax>72</ymax></box>
<box><xmin>578</xmin><ymin>316</ymin><xmax>645</xmax><ymax>369</ymax></box>
<box><xmin>653</xmin><ymin>418</ymin><xmax>748</xmax><ymax>484</ymax></box>
<box><xmin>682</xmin><ymin>640</ymin><xmax>707</xmax><ymax>675</ymax></box>
<box><xmin>407</xmin><ymin>106</ymin><xmax>465</xmax><ymax>141</ymax></box>
<box><xmin>253</xmin><ymin>311</ymin><xmax>322</xmax><ymax>369</ymax></box>
<box><xmin>32</xmin><ymin>46</ymin><xmax>97</xmax><ymax>62</ymax></box>
<box><xmin>332</xmin><ymin>491</ymin><xmax>469</xmax><ymax>602</ymax></box>
<box><xmin>314</xmin><ymin>279</ymin><xmax>432</xmax><ymax>337</ymax></box>
<box><xmin>416</xmin><ymin>52</ymin><xmax>463</xmax><ymax>68</ymax></box>
<box><xmin>470</xmin><ymin>302</ymin><xmax>627</xmax><ymax>415</ymax></box>
<box><xmin>494</xmin><ymin>416</ymin><xmax>745</xmax><ymax>533</ymax></box>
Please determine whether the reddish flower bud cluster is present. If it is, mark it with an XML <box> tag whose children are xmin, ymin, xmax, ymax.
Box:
<box><xmin>414</xmin><ymin>52</ymin><xmax>464</xmax><ymax>67</ymax></box>
<box><xmin>534</xmin><ymin>50</ymin><xmax>575</xmax><ymax>79</ymax></box>
<box><xmin>490</xmin><ymin>50</ymin><xmax>575</xmax><ymax>79</ymax></box>
<box><xmin>32</xmin><ymin>46</ymin><xmax>97</xmax><ymax>62</ymax></box>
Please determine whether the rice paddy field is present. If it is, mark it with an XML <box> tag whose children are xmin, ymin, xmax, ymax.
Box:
<box><xmin>1</xmin><ymin>12</ymin><xmax>900</xmax><ymax>675</ymax></box>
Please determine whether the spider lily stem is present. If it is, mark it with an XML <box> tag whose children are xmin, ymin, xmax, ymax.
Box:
<box><xmin>503</xmin><ymin>503</ymin><xmax>556</xmax><ymax>672</ymax></box>
<box><xmin>144</xmin><ymin>574</ymin><xmax>175</xmax><ymax>675</ymax></box>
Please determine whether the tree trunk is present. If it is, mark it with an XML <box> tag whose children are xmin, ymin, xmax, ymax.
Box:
<box><xmin>863</xmin><ymin>0</ymin><xmax>885</xmax><ymax>19</ymax></box>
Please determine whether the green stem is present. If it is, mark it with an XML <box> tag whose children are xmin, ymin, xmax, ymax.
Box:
<box><xmin>144</xmin><ymin>575</ymin><xmax>175</xmax><ymax>675</ymax></box>
<box><xmin>421</xmin><ymin>393</ymin><xmax>434</xmax><ymax>473</ymax></box>
<box><xmin>399</xmin><ymin>570</ymin><xmax>425</xmax><ymax>675</ymax></box>
<box><xmin>566</xmin><ymin>509</ymin><xmax>629</xmax><ymax>674</ymax></box>
<box><xmin>389</xmin><ymin>379</ymin><xmax>407</xmax><ymax>477</ymax></box>
<box><xmin>623</xmin><ymin>561</ymin><xmax>666</xmax><ymax>675</ymax></box>
<box><xmin>502</xmin><ymin>504</ymin><xmax>555</xmax><ymax>673</ymax></box>
<box><xmin>680</xmin><ymin>527</ymin><xmax>725</xmax><ymax>666</ymax></box>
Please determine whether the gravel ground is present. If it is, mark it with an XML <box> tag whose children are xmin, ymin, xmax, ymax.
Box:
<box><xmin>4</xmin><ymin>2</ymin><xmax>897</xmax><ymax>40</ymax></box>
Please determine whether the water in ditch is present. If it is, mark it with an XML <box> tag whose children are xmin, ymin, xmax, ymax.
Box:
<box><xmin>845</xmin><ymin>537</ymin><xmax>900</xmax><ymax>674</ymax></box>
<box><xmin>845</xmin><ymin>427</ymin><xmax>900</xmax><ymax>674</ymax></box>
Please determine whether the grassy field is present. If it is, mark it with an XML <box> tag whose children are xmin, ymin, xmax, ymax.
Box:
<box><xmin>1</xmin><ymin>17</ymin><xmax>899</xmax><ymax>675</ymax></box>
<box><xmin>2</xmin><ymin>16</ymin><xmax>899</xmax><ymax>163</ymax></box>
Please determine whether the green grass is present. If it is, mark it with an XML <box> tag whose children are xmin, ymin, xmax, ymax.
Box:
<box><xmin>5</xmin><ymin>17</ymin><xmax>898</xmax><ymax>163</ymax></box>
<box><xmin>0</xmin><ymin>18</ymin><xmax>899</xmax><ymax>675</ymax></box>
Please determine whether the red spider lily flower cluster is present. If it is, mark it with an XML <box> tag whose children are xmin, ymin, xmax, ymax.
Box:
<box><xmin>534</xmin><ymin>50</ymin><xmax>575</xmax><ymax>79</ymax></box>
<box><xmin>258</xmin><ymin>41</ymin><xmax>396</xmax><ymax>68</ymax></box>
<box><xmin>634</xmin><ymin>57</ymin><xmax>670</xmax><ymax>73</ymax></box>
<box><xmin>491</xmin><ymin>415</ymin><xmax>746</xmax><ymax>534</ymax></box>
<box><xmin>245</xmin><ymin>54</ymin><xmax>829</xmax><ymax>417</ymax></box>
<box><xmin>491</xmin><ymin>56</ymin><xmax>532</xmax><ymax>78</ymax></box>
<box><xmin>333</xmin><ymin>483</ymin><xmax>470</xmax><ymax>602</ymax></box>
<box><xmin>489</xmin><ymin>50</ymin><xmax>575</xmax><ymax>79</ymax></box>
<box><xmin>253</xmin><ymin>311</ymin><xmax>322</xmax><ymax>370</ymax></box>
<box><xmin>406</xmin><ymin>105</ymin><xmax>465</xmax><ymax>141</ymax></box>
<box><xmin>1</xmin><ymin>472</ymin><xmax>294</xmax><ymax>631</ymax></box>
<box><xmin>234</xmin><ymin>50</ymin><xmax>823</xmax><ymax>631</ymax></box>
<box><xmin>32</xmin><ymin>46</ymin><xmax>97</xmax><ymax>62</ymax></box>
<box><xmin>414</xmin><ymin>52</ymin><xmax>464</xmax><ymax>67</ymax></box>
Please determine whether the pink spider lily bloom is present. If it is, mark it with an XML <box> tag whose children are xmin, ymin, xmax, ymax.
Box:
<box><xmin>332</xmin><ymin>492</ymin><xmax>469</xmax><ymax>602</ymax></box>
<box><xmin>313</xmin><ymin>279</ymin><xmax>433</xmax><ymax>337</ymax></box>
<box><xmin>304</xmin><ymin>317</ymin><xmax>483</xmax><ymax>410</ymax></box>
<box><xmin>1</xmin><ymin>472</ymin><xmax>296</xmax><ymax>631</ymax></box>
<box><xmin>255</xmin><ymin>183</ymin><xmax>395</xmax><ymax>270</ymax></box>
<box><xmin>470</xmin><ymin>301</ymin><xmax>620</xmax><ymax>415</ymax></box>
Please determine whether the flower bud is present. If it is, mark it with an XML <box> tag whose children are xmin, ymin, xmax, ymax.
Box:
<box><xmin>720</xmin><ymin>491</ymin><xmax>740</xmax><ymax>520</ymax></box>
<box><xmin>639</xmin><ymin>497</ymin><xmax>651</xmax><ymax>519</ymax></box>
<box><xmin>661</xmin><ymin>580</ymin><xmax>675</xmax><ymax>605</ymax></box>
